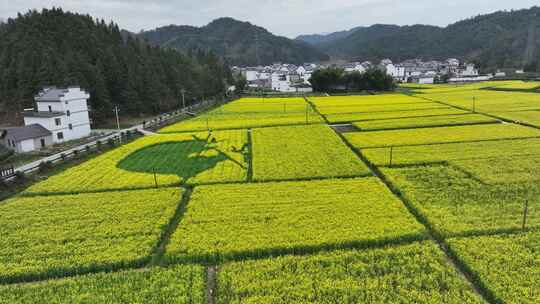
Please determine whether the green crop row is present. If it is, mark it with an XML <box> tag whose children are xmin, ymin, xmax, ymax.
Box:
<box><xmin>448</xmin><ymin>231</ymin><xmax>540</xmax><ymax>304</ymax></box>
<box><xmin>217</xmin><ymin>241</ymin><xmax>482</xmax><ymax>303</ymax></box>
<box><xmin>419</xmin><ymin>89</ymin><xmax>540</xmax><ymax>127</ymax></box>
<box><xmin>344</xmin><ymin>123</ymin><xmax>540</xmax><ymax>149</ymax></box>
<box><xmin>353</xmin><ymin>114</ymin><xmax>498</xmax><ymax>131</ymax></box>
<box><xmin>0</xmin><ymin>265</ymin><xmax>205</xmax><ymax>304</ymax></box>
<box><xmin>362</xmin><ymin>137</ymin><xmax>540</xmax><ymax>184</ymax></box>
<box><xmin>0</xmin><ymin>188</ymin><xmax>182</xmax><ymax>283</ymax></box>
<box><xmin>165</xmin><ymin>178</ymin><xmax>425</xmax><ymax>263</ymax></box>
<box><xmin>159</xmin><ymin>97</ymin><xmax>324</xmax><ymax>132</ymax></box>
<box><xmin>381</xmin><ymin>165</ymin><xmax>540</xmax><ymax>237</ymax></box>
<box><xmin>252</xmin><ymin>124</ymin><xmax>370</xmax><ymax>181</ymax></box>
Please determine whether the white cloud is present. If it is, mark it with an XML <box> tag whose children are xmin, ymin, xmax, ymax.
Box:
<box><xmin>0</xmin><ymin>0</ymin><xmax>538</xmax><ymax>37</ymax></box>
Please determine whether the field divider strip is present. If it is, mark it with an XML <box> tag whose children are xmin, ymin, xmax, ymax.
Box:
<box><xmin>328</xmin><ymin>122</ymin><xmax>499</xmax><ymax>304</ymax></box>
<box><xmin>206</xmin><ymin>265</ymin><xmax>218</xmax><ymax>304</ymax></box>
<box><xmin>414</xmin><ymin>94</ymin><xmax>540</xmax><ymax>130</ymax></box>
<box><xmin>359</xmin><ymin>150</ymin><xmax>499</xmax><ymax>303</ymax></box>
<box><xmin>304</xmin><ymin>97</ymin><xmax>331</xmax><ymax>124</ymax></box>
<box><xmin>0</xmin><ymin>233</ymin><xmax>426</xmax><ymax>288</ymax></box>
<box><xmin>17</xmin><ymin>183</ymin><xmax>184</xmax><ymax>198</ymax></box>
<box><xmin>355</xmin><ymin>120</ymin><xmax>501</xmax><ymax>132</ymax></box>
<box><xmin>330</xmin><ymin>112</ymin><xmax>476</xmax><ymax>124</ymax></box>
<box><xmin>17</xmin><ymin>173</ymin><xmax>375</xmax><ymax>199</ymax></box>
<box><xmin>149</xmin><ymin>187</ymin><xmax>194</xmax><ymax>267</ymax></box>
<box><xmin>352</xmin><ymin>135</ymin><xmax>540</xmax><ymax>149</ymax></box>
<box><xmin>163</xmin><ymin>233</ymin><xmax>426</xmax><ymax>265</ymax></box>
<box><xmin>158</xmin><ymin>121</ymin><xmax>327</xmax><ymax>134</ymax></box>
<box><xmin>0</xmin><ymin>258</ymin><xmax>149</xmax><ymax>286</ymax></box>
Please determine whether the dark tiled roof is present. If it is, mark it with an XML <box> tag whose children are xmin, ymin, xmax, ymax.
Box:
<box><xmin>0</xmin><ymin>124</ymin><xmax>52</xmax><ymax>141</ymax></box>
<box><xmin>23</xmin><ymin>111</ymin><xmax>65</xmax><ymax>118</ymax></box>
<box><xmin>35</xmin><ymin>87</ymin><xmax>69</xmax><ymax>101</ymax></box>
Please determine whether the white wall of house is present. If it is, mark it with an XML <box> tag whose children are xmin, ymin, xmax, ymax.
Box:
<box><xmin>295</xmin><ymin>87</ymin><xmax>313</xmax><ymax>93</ymax></box>
<box><xmin>303</xmin><ymin>72</ymin><xmax>312</xmax><ymax>84</ymax></box>
<box><xmin>385</xmin><ymin>64</ymin><xmax>406</xmax><ymax>79</ymax></box>
<box><xmin>418</xmin><ymin>77</ymin><xmax>435</xmax><ymax>84</ymax></box>
<box><xmin>460</xmin><ymin>64</ymin><xmax>479</xmax><ymax>77</ymax></box>
<box><xmin>449</xmin><ymin>76</ymin><xmax>493</xmax><ymax>82</ymax></box>
<box><xmin>33</xmin><ymin>136</ymin><xmax>53</xmax><ymax>150</ymax></box>
<box><xmin>272</xmin><ymin>73</ymin><xmax>295</xmax><ymax>92</ymax></box>
<box><xmin>19</xmin><ymin>139</ymin><xmax>36</xmax><ymax>153</ymax></box>
<box><xmin>244</xmin><ymin>70</ymin><xmax>259</xmax><ymax>81</ymax></box>
<box><xmin>25</xmin><ymin>87</ymin><xmax>91</xmax><ymax>144</ymax></box>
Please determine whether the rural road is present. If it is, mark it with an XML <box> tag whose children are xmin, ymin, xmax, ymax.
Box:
<box><xmin>14</xmin><ymin>124</ymin><xmax>143</xmax><ymax>174</ymax></box>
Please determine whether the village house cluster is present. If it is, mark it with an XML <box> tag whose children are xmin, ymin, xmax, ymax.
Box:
<box><xmin>234</xmin><ymin>58</ymin><xmax>499</xmax><ymax>92</ymax></box>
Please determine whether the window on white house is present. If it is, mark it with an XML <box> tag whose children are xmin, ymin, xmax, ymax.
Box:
<box><xmin>55</xmin><ymin>118</ymin><xmax>61</xmax><ymax>126</ymax></box>
<box><xmin>48</xmin><ymin>105</ymin><xmax>52</xmax><ymax>112</ymax></box>
<box><xmin>65</xmin><ymin>101</ymin><xmax>69</xmax><ymax>105</ymax></box>
<box><xmin>57</xmin><ymin>132</ymin><xmax>64</xmax><ymax>140</ymax></box>
<box><xmin>68</xmin><ymin>124</ymin><xmax>73</xmax><ymax>130</ymax></box>
<box><xmin>67</xmin><ymin>110</ymin><xmax>71</xmax><ymax>117</ymax></box>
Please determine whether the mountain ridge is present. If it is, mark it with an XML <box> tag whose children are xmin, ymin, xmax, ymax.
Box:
<box><xmin>295</xmin><ymin>6</ymin><xmax>540</xmax><ymax>71</ymax></box>
<box><xmin>140</xmin><ymin>17</ymin><xmax>329</xmax><ymax>66</ymax></box>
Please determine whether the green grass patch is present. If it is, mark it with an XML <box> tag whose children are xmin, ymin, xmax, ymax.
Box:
<box><xmin>23</xmin><ymin>131</ymin><xmax>248</xmax><ymax>195</ymax></box>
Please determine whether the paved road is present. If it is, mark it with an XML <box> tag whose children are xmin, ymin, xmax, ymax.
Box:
<box><xmin>14</xmin><ymin>124</ymin><xmax>143</xmax><ymax>174</ymax></box>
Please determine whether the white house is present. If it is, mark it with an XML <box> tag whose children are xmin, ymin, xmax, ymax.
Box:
<box><xmin>344</xmin><ymin>62</ymin><xmax>367</xmax><ymax>73</ymax></box>
<box><xmin>23</xmin><ymin>86</ymin><xmax>91</xmax><ymax>144</ymax></box>
<box><xmin>0</xmin><ymin>124</ymin><xmax>53</xmax><ymax>153</ymax></box>
<box><xmin>384</xmin><ymin>63</ymin><xmax>406</xmax><ymax>81</ymax></box>
<box><xmin>271</xmin><ymin>72</ymin><xmax>312</xmax><ymax>92</ymax></box>
<box><xmin>460</xmin><ymin>64</ymin><xmax>479</xmax><ymax>77</ymax></box>
<box><xmin>296</xmin><ymin>66</ymin><xmax>307</xmax><ymax>77</ymax></box>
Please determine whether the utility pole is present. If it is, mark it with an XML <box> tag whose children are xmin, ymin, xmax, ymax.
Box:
<box><xmin>114</xmin><ymin>105</ymin><xmax>120</xmax><ymax>131</ymax></box>
<box><xmin>114</xmin><ymin>105</ymin><xmax>121</xmax><ymax>143</ymax></box>
<box><xmin>180</xmin><ymin>89</ymin><xmax>186</xmax><ymax>110</ymax></box>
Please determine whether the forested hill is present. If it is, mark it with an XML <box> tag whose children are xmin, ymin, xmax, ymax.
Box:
<box><xmin>0</xmin><ymin>8</ymin><xmax>231</xmax><ymax>125</ymax></box>
<box><xmin>140</xmin><ymin>18</ymin><xmax>330</xmax><ymax>66</ymax></box>
<box><xmin>297</xmin><ymin>6</ymin><xmax>540</xmax><ymax>72</ymax></box>
<box><xmin>295</xmin><ymin>26</ymin><xmax>364</xmax><ymax>46</ymax></box>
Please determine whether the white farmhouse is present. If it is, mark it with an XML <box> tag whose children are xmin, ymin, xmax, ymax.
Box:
<box><xmin>23</xmin><ymin>86</ymin><xmax>91</xmax><ymax>144</ymax></box>
<box><xmin>0</xmin><ymin>124</ymin><xmax>53</xmax><ymax>153</ymax></box>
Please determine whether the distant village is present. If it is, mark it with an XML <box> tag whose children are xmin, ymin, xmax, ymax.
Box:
<box><xmin>233</xmin><ymin>58</ymin><xmax>513</xmax><ymax>93</ymax></box>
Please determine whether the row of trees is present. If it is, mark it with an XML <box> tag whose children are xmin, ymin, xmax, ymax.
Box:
<box><xmin>0</xmin><ymin>8</ymin><xmax>232</xmax><ymax>125</ymax></box>
<box><xmin>309</xmin><ymin>68</ymin><xmax>395</xmax><ymax>92</ymax></box>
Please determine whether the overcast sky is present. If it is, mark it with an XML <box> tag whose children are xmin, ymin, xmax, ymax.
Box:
<box><xmin>1</xmin><ymin>0</ymin><xmax>538</xmax><ymax>38</ymax></box>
